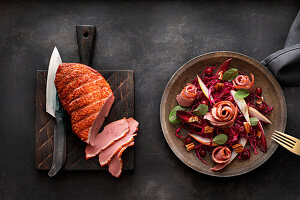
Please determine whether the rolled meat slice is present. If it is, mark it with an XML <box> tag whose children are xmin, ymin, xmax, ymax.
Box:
<box><xmin>85</xmin><ymin>118</ymin><xmax>129</xmax><ymax>158</ymax></box>
<box><xmin>211</xmin><ymin>146</ymin><xmax>231</xmax><ymax>164</ymax></box>
<box><xmin>204</xmin><ymin>101</ymin><xmax>238</xmax><ymax>128</ymax></box>
<box><xmin>98</xmin><ymin>118</ymin><xmax>139</xmax><ymax>166</ymax></box>
<box><xmin>233</xmin><ymin>73</ymin><xmax>255</xmax><ymax>90</ymax></box>
<box><xmin>176</xmin><ymin>83</ymin><xmax>197</xmax><ymax>107</ymax></box>
<box><xmin>108</xmin><ymin>141</ymin><xmax>135</xmax><ymax>178</ymax></box>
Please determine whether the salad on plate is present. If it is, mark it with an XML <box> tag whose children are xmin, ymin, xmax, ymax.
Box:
<box><xmin>169</xmin><ymin>58</ymin><xmax>273</xmax><ymax>171</ymax></box>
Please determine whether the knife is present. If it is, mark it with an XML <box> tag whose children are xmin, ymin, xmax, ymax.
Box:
<box><xmin>46</xmin><ymin>47</ymin><xmax>66</xmax><ymax>177</ymax></box>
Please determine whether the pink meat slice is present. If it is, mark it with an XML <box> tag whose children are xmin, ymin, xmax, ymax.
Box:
<box><xmin>98</xmin><ymin>118</ymin><xmax>139</xmax><ymax>166</ymax></box>
<box><xmin>85</xmin><ymin>118</ymin><xmax>129</xmax><ymax>159</ymax></box>
<box><xmin>108</xmin><ymin>141</ymin><xmax>135</xmax><ymax>178</ymax></box>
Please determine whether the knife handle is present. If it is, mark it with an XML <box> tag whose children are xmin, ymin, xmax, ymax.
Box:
<box><xmin>76</xmin><ymin>25</ymin><xmax>96</xmax><ymax>66</ymax></box>
<box><xmin>48</xmin><ymin>116</ymin><xmax>66</xmax><ymax>177</ymax></box>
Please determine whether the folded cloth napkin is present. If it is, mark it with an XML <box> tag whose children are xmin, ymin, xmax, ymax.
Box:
<box><xmin>261</xmin><ymin>10</ymin><xmax>300</xmax><ymax>85</ymax></box>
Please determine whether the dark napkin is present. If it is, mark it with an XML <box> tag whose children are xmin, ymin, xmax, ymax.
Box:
<box><xmin>261</xmin><ymin>10</ymin><xmax>300</xmax><ymax>85</ymax></box>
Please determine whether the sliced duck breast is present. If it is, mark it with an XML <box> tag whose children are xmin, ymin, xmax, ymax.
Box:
<box><xmin>108</xmin><ymin>141</ymin><xmax>135</xmax><ymax>178</ymax></box>
<box><xmin>98</xmin><ymin>118</ymin><xmax>139</xmax><ymax>166</ymax></box>
<box><xmin>85</xmin><ymin>118</ymin><xmax>129</xmax><ymax>159</ymax></box>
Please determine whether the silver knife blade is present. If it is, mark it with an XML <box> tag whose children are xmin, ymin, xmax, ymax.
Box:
<box><xmin>45</xmin><ymin>47</ymin><xmax>66</xmax><ymax>177</ymax></box>
<box><xmin>46</xmin><ymin>47</ymin><xmax>62</xmax><ymax>117</ymax></box>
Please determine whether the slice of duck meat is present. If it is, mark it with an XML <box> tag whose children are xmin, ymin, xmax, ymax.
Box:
<box><xmin>55</xmin><ymin>63</ymin><xmax>114</xmax><ymax>143</ymax></box>
<box><xmin>176</xmin><ymin>83</ymin><xmax>197</xmax><ymax>107</ymax></box>
<box><xmin>108</xmin><ymin>141</ymin><xmax>135</xmax><ymax>178</ymax></box>
<box><xmin>98</xmin><ymin>118</ymin><xmax>139</xmax><ymax>166</ymax></box>
<box><xmin>85</xmin><ymin>118</ymin><xmax>129</xmax><ymax>159</ymax></box>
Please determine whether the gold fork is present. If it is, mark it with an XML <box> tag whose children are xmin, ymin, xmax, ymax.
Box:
<box><xmin>271</xmin><ymin>130</ymin><xmax>300</xmax><ymax>156</ymax></box>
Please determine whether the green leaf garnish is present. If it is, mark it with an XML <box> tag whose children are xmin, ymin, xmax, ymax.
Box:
<box><xmin>169</xmin><ymin>106</ymin><xmax>186</xmax><ymax>124</ymax></box>
<box><xmin>212</xmin><ymin>134</ymin><xmax>228</xmax><ymax>145</ymax></box>
<box><xmin>250</xmin><ymin>117</ymin><xmax>259</xmax><ymax>126</ymax></box>
<box><xmin>193</xmin><ymin>104</ymin><xmax>208</xmax><ymax>116</ymax></box>
<box><xmin>235</xmin><ymin>89</ymin><xmax>250</xmax><ymax>99</ymax></box>
<box><xmin>222</xmin><ymin>68</ymin><xmax>238</xmax><ymax>82</ymax></box>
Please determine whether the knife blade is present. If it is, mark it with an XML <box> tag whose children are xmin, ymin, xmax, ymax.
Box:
<box><xmin>46</xmin><ymin>47</ymin><xmax>66</xmax><ymax>177</ymax></box>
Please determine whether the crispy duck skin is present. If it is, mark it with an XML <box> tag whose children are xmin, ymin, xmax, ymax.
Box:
<box><xmin>55</xmin><ymin>63</ymin><xmax>114</xmax><ymax>143</ymax></box>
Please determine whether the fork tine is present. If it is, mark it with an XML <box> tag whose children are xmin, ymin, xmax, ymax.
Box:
<box><xmin>271</xmin><ymin>136</ymin><xmax>294</xmax><ymax>151</ymax></box>
<box><xmin>274</xmin><ymin>130</ymin><xmax>298</xmax><ymax>143</ymax></box>
<box><xmin>273</xmin><ymin>132</ymin><xmax>296</xmax><ymax>146</ymax></box>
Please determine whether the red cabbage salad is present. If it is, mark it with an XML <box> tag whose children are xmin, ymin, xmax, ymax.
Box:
<box><xmin>169</xmin><ymin>58</ymin><xmax>273</xmax><ymax>171</ymax></box>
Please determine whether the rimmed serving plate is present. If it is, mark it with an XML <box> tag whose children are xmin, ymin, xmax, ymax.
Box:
<box><xmin>160</xmin><ymin>51</ymin><xmax>287</xmax><ymax>177</ymax></box>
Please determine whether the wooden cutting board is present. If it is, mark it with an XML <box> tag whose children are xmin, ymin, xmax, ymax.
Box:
<box><xmin>35</xmin><ymin>70</ymin><xmax>134</xmax><ymax>170</ymax></box>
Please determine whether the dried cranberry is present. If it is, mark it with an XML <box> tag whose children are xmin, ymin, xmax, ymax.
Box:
<box><xmin>257</xmin><ymin>104</ymin><xmax>265</xmax><ymax>112</ymax></box>
<box><xmin>241</xmin><ymin>151</ymin><xmax>249</xmax><ymax>159</ymax></box>
<box><xmin>205</xmin><ymin>67</ymin><xmax>213</xmax><ymax>75</ymax></box>
<box><xmin>256</xmin><ymin>87</ymin><xmax>262</xmax><ymax>96</ymax></box>
<box><xmin>200</xmin><ymin>149</ymin><xmax>206</xmax><ymax>157</ymax></box>
<box><xmin>201</xmin><ymin>100</ymin><xmax>209</xmax><ymax>106</ymax></box>
<box><xmin>184</xmin><ymin>136</ymin><xmax>192</xmax><ymax>144</ymax></box>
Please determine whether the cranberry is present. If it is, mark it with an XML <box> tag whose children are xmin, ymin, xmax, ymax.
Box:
<box><xmin>227</xmin><ymin>96</ymin><xmax>234</xmax><ymax>102</ymax></box>
<box><xmin>224</xmin><ymin>128</ymin><xmax>231</xmax><ymax>135</ymax></box>
<box><xmin>241</xmin><ymin>151</ymin><xmax>250</xmax><ymax>159</ymax></box>
<box><xmin>200</xmin><ymin>100</ymin><xmax>209</xmax><ymax>106</ymax></box>
<box><xmin>200</xmin><ymin>149</ymin><xmax>206</xmax><ymax>157</ymax></box>
<box><xmin>257</xmin><ymin>103</ymin><xmax>266</xmax><ymax>112</ymax></box>
<box><xmin>184</xmin><ymin>136</ymin><xmax>192</xmax><ymax>144</ymax></box>
<box><xmin>256</xmin><ymin>87</ymin><xmax>262</xmax><ymax>96</ymax></box>
<box><xmin>205</xmin><ymin>67</ymin><xmax>213</xmax><ymax>75</ymax></box>
<box><xmin>238</xmin><ymin>126</ymin><xmax>245</xmax><ymax>134</ymax></box>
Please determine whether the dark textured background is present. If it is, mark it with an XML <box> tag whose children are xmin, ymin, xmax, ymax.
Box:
<box><xmin>0</xmin><ymin>0</ymin><xmax>299</xmax><ymax>199</ymax></box>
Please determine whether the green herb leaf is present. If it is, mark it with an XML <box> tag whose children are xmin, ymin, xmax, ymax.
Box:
<box><xmin>222</xmin><ymin>68</ymin><xmax>238</xmax><ymax>82</ymax></box>
<box><xmin>212</xmin><ymin>134</ymin><xmax>228</xmax><ymax>145</ymax></box>
<box><xmin>169</xmin><ymin>106</ymin><xmax>186</xmax><ymax>124</ymax></box>
<box><xmin>193</xmin><ymin>104</ymin><xmax>208</xmax><ymax>116</ymax></box>
<box><xmin>250</xmin><ymin>117</ymin><xmax>259</xmax><ymax>126</ymax></box>
<box><xmin>235</xmin><ymin>89</ymin><xmax>250</xmax><ymax>99</ymax></box>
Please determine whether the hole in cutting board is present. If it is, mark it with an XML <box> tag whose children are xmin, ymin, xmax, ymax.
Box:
<box><xmin>83</xmin><ymin>32</ymin><xmax>89</xmax><ymax>38</ymax></box>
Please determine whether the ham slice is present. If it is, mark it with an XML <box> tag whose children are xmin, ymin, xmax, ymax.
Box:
<box><xmin>204</xmin><ymin>101</ymin><xmax>238</xmax><ymax>128</ymax></box>
<box><xmin>233</xmin><ymin>73</ymin><xmax>255</xmax><ymax>90</ymax></box>
<box><xmin>98</xmin><ymin>118</ymin><xmax>139</xmax><ymax>166</ymax></box>
<box><xmin>108</xmin><ymin>141</ymin><xmax>134</xmax><ymax>178</ymax></box>
<box><xmin>176</xmin><ymin>83</ymin><xmax>197</xmax><ymax>107</ymax></box>
<box><xmin>85</xmin><ymin>118</ymin><xmax>129</xmax><ymax>158</ymax></box>
<box><xmin>211</xmin><ymin>137</ymin><xmax>247</xmax><ymax>171</ymax></box>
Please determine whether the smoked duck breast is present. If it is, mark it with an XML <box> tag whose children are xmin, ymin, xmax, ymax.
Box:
<box><xmin>55</xmin><ymin>63</ymin><xmax>115</xmax><ymax>144</ymax></box>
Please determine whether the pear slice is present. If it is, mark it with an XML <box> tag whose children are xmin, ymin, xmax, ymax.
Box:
<box><xmin>197</xmin><ymin>75</ymin><xmax>214</xmax><ymax>102</ymax></box>
<box><xmin>189</xmin><ymin>133</ymin><xmax>218</xmax><ymax>146</ymax></box>
<box><xmin>248</xmin><ymin>106</ymin><xmax>272</xmax><ymax>124</ymax></box>
<box><xmin>230</xmin><ymin>90</ymin><xmax>250</xmax><ymax>123</ymax></box>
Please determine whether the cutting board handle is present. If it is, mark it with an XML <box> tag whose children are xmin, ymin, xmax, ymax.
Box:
<box><xmin>76</xmin><ymin>25</ymin><xmax>96</xmax><ymax>66</ymax></box>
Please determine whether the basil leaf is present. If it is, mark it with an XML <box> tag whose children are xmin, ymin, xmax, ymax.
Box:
<box><xmin>222</xmin><ymin>68</ymin><xmax>238</xmax><ymax>82</ymax></box>
<box><xmin>193</xmin><ymin>104</ymin><xmax>208</xmax><ymax>116</ymax></box>
<box><xmin>169</xmin><ymin>106</ymin><xmax>186</xmax><ymax>124</ymax></box>
<box><xmin>235</xmin><ymin>89</ymin><xmax>250</xmax><ymax>99</ymax></box>
<box><xmin>250</xmin><ymin>117</ymin><xmax>259</xmax><ymax>126</ymax></box>
<box><xmin>212</xmin><ymin>134</ymin><xmax>228</xmax><ymax>145</ymax></box>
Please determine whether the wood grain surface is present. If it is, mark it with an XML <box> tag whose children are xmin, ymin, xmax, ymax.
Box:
<box><xmin>36</xmin><ymin>70</ymin><xmax>134</xmax><ymax>170</ymax></box>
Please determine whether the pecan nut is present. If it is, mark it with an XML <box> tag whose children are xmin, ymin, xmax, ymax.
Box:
<box><xmin>214</xmin><ymin>83</ymin><xmax>224</xmax><ymax>91</ymax></box>
<box><xmin>204</xmin><ymin>126</ymin><xmax>214</xmax><ymax>134</ymax></box>
<box><xmin>244</xmin><ymin>122</ymin><xmax>251</xmax><ymax>134</ymax></box>
<box><xmin>232</xmin><ymin>144</ymin><xmax>244</xmax><ymax>153</ymax></box>
<box><xmin>185</xmin><ymin>143</ymin><xmax>195</xmax><ymax>151</ymax></box>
